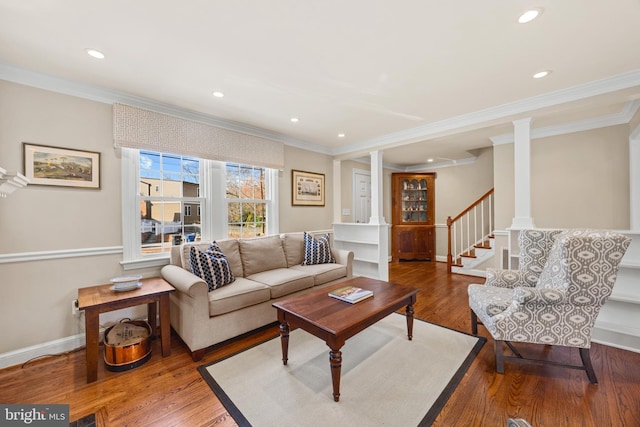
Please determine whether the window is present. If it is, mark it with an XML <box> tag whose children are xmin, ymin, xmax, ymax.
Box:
<box><xmin>226</xmin><ymin>163</ymin><xmax>267</xmax><ymax>238</ymax></box>
<box><xmin>139</xmin><ymin>151</ymin><xmax>201</xmax><ymax>254</ymax></box>
<box><xmin>121</xmin><ymin>148</ymin><xmax>279</xmax><ymax>269</ymax></box>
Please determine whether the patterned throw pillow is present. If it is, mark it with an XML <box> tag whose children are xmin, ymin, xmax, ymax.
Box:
<box><xmin>190</xmin><ymin>246</ymin><xmax>235</xmax><ymax>291</ymax></box>
<box><xmin>207</xmin><ymin>241</ymin><xmax>226</xmax><ymax>257</ymax></box>
<box><xmin>302</xmin><ymin>232</ymin><xmax>335</xmax><ymax>265</ymax></box>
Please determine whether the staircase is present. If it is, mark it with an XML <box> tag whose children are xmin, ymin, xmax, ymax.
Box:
<box><xmin>447</xmin><ymin>189</ymin><xmax>494</xmax><ymax>276</ymax></box>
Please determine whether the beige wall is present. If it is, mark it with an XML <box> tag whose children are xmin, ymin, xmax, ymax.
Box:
<box><xmin>493</xmin><ymin>125</ymin><xmax>630</xmax><ymax>232</ymax></box>
<box><xmin>0</xmin><ymin>81</ymin><xmax>120</xmax><ymax>253</ymax></box>
<box><xmin>531</xmin><ymin>125</ymin><xmax>629</xmax><ymax>229</ymax></box>
<box><xmin>493</xmin><ymin>143</ymin><xmax>516</xmax><ymax>230</ymax></box>
<box><xmin>430</xmin><ymin>147</ymin><xmax>494</xmax><ymax>256</ymax></box>
<box><xmin>0</xmin><ymin>81</ymin><xmax>126</xmax><ymax>353</ymax></box>
<box><xmin>279</xmin><ymin>146</ymin><xmax>336</xmax><ymax>232</ymax></box>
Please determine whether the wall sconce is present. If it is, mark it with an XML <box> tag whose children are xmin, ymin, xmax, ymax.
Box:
<box><xmin>0</xmin><ymin>167</ymin><xmax>29</xmax><ymax>198</ymax></box>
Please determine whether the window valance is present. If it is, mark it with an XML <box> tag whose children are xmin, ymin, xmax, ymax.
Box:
<box><xmin>113</xmin><ymin>103</ymin><xmax>284</xmax><ymax>169</ymax></box>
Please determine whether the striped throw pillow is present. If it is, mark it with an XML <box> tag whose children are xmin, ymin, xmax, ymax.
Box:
<box><xmin>302</xmin><ymin>232</ymin><xmax>335</xmax><ymax>265</ymax></box>
<box><xmin>190</xmin><ymin>246</ymin><xmax>235</xmax><ymax>291</ymax></box>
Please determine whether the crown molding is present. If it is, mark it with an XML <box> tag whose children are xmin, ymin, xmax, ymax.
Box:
<box><xmin>0</xmin><ymin>61</ymin><xmax>311</xmax><ymax>148</ymax></box>
<box><xmin>3</xmin><ymin>61</ymin><xmax>639</xmax><ymax>159</ymax></box>
<box><xmin>490</xmin><ymin>99</ymin><xmax>640</xmax><ymax>145</ymax></box>
<box><xmin>334</xmin><ymin>69</ymin><xmax>640</xmax><ymax>156</ymax></box>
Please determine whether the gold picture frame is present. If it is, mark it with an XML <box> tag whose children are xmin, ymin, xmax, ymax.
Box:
<box><xmin>23</xmin><ymin>142</ymin><xmax>101</xmax><ymax>189</ymax></box>
<box><xmin>292</xmin><ymin>169</ymin><xmax>325</xmax><ymax>206</ymax></box>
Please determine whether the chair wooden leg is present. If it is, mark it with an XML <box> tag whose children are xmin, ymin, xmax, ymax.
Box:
<box><xmin>470</xmin><ymin>310</ymin><xmax>478</xmax><ymax>335</ymax></box>
<box><xmin>494</xmin><ymin>340</ymin><xmax>505</xmax><ymax>374</ymax></box>
<box><xmin>580</xmin><ymin>347</ymin><xmax>598</xmax><ymax>384</ymax></box>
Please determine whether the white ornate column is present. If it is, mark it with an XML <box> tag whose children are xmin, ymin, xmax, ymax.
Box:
<box><xmin>369</xmin><ymin>150</ymin><xmax>386</xmax><ymax>225</ymax></box>
<box><xmin>510</xmin><ymin>118</ymin><xmax>536</xmax><ymax>229</ymax></box>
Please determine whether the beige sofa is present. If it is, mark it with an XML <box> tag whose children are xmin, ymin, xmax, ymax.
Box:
<box><xmin>160</xmin><ymin>232</ymin><xmax>354</xmax><ymax>360</ymax></box>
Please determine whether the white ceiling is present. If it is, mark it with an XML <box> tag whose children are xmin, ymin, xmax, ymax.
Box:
<box><xmin>1</xmin><ymin>0</ymin><xmax>640</xmax><ymax>169</ymax></box>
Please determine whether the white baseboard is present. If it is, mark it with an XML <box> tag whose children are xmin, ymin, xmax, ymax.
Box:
<box><xmin>592</xmin><ymin>327</ymin><xmax>640</xmax><ymax>353</ymax></box>
<box><xmin>0</xmin><ymin>333</ymin><xmax>87</xmax><ymax>370</ymax></box>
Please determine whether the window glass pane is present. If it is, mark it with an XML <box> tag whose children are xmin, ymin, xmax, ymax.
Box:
<box><xmin>226</xmin><ymin>164</ymin><xmax>240</xmax><ymax>199</ymax></box>
<box><xmin>136</xmin><ymin>150</ymin><xmax>205</xmax><ymax>255</ymax></box>
<box><xmin>183</xmin><ymin>182</ymin><xmax>199</xmax><ymax>198</ymax></box>
<box><xmin>140</xmin><ymin>151</ymin><xmax>161</xmax><ymax>173</ymax></box>
<box><xmin>141</xmin><ymin>201</ymin><xmax>180</xmax><ymax>254</ymax></box>
<box><xmin>225</xmin><ymin>164</ymin><xmax>268</xmax><ymax>238</ymax></box>
<box><xmin>183</xmin><ymin>157</ymin><xmax>200</xmax><ymax>178</ymax></box>
<box><xmin>163</xmin><ymin>154</ymin><xmax>182</xmax><ymax>173</ymax></box>
<box><xmin>228</xmin><ymin>202</ymin><xmax>241</xmax><ymax>223</ymax></box>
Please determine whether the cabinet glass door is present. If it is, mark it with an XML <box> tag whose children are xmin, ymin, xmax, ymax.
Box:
<box><xmin>401</xmin><ymin>179</ymin><xmax>427</xmax><ymax>223</ymax></box>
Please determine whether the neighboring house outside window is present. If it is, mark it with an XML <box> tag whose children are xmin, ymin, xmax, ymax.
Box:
<box><xmin>139</xmin><ymin>151</ymin><xmax>201</xmax><ymax>254</ymax></box>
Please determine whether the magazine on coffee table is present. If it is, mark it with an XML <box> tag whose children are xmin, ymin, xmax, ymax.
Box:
<box><xmin>328</xmin><ymin>286</ymin><xmax>374</xmax><ymax>304</ymax></box>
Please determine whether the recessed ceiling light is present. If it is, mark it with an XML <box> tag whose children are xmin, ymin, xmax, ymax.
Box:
<box><xmin>338</xmin><ymin>133</ymin><xmax>345</xmax><ymax>138</ymax></box>
<box><xmin>533</xmin><ymin>70</ymin><xmax>552</xmax><ymax>79</ymax></box>
<box><xmin>212</xmin><ymin>91</ymin><xmax>224</xmax><ymax>98</ymax></box>
<box><xmin>290</xmin><ymin>117</ymin><xmax>299</xmax><ymax>123</ymax></box>
<box><xmin>85</xmin><ymin>48</ymin><xmax>105</xmax><ymax>59</ymax></box>
<box><xmin>518</xmin><ymin>8</ymin><xmax>543</xmax><ymax>24</ymax></box>
<box><xmin>427</xmin><ymin>158</ymin><xmax>434</xmax><ymax>163</ymax></box>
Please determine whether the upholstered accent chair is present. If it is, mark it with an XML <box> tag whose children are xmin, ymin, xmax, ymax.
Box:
<box><xmin>468</xmin><ymin>229</ymin><xmax>631</xmax><ymax>383</ymax></box>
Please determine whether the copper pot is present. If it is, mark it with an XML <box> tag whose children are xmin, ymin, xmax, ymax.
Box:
<box><xmin>103</xmin><ymin>319</ymin><xmax>152</xmax><ymax>371</ymax></box>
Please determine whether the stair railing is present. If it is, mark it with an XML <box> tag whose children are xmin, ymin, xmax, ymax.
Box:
<box><xmin>446</xmin><ymin>188</ymin><xmax>494</xmax><ymax>272</ymax></box>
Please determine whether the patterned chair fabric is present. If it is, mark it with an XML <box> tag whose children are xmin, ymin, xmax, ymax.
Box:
<box><xmin>469</xmin><ymin>229</ymin><xmax>631</xmax><ymax>348</ymax></box>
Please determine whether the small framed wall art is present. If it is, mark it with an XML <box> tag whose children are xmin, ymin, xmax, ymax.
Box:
<box><xmin>23</xmin><ymin>142</ymin><xmax>101</xmax><ymax>189</ymax></box>
<box><xmin>292</xmin><ymin>169</ymin><xmax>325</xmax><ymax>206</ymax></box>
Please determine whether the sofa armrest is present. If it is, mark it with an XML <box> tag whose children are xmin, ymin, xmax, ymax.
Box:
<box><xmin>331</xmin><ymin>248</ymin><xmax>354</xmax><ymax>278</ymax></box>
<box><xmin>160</xmin><ymin>264</ymin><xmax>208</xmax><ymax>298</ymax></box>
<box><xmin>485</xmin><ymin>268</ymin><xmax>537</xmax><ymax>288</ymax></box>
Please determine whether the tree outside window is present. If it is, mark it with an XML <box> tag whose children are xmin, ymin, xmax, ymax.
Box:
<box><xmin>226</xmin><ymin>163</ymin><xmax>267</xmax><ymax>238</ymax></box>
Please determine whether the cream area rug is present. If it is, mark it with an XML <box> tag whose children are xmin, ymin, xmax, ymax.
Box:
<box><xmin>199</xmin><ymin>313</ymin><xmax>485</xmax><ymax>427</ymax></box>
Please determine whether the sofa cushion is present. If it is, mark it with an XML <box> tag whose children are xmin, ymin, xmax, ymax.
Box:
<box><xmin>208</xmin><ymin>278</ymin><xmax>271</xmax><ymax>316</ymax></box>
<box><xmin>290</xmin><ymin>263</ymin><xmax>347</xmax><ymax>285</ymax></box>
<box><xmin>247</xmin><ymin>268</ymin><xmax>314</xmax><ymax>298</ymax></box>
<box><xmin>302</xmin><ymin>232</ymin><xmax>335</xmax><ymax>265</ymax></box>
<box><xmin>190</xmin><ymin>247</ymin><xmax>235</xmax><ymax>291</ymax></box>
<box><xmin>239</xmin><ymin>235</ymin><xmax>287</xmax><ymax>276</ymax></box>
<box><xmin>215</xmin><ymin>239</ymin><xmax>244</xmax><ymax>278</ymax></box>
<box><xmin>283</xmin><ymin>233</ymin><xmax>305</xmax><ymax>267</ymax></box>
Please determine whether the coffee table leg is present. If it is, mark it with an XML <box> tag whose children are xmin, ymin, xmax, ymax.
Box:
<box><xmin>279</xmin><ymin>322</ymin><xmax>289</xmax><ymax>365</ymax></box>
<box><xmin>330</xmin><ymin>349</ymin><xmax>342</xmax><ymax>402</ymax></box>
<box><xmin>406</xmin><ymin>304</ymin><xmax>414</xmax><ymax>340</ymax></box>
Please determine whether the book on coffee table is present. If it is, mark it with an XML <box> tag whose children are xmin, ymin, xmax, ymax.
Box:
<box><xmin>328</xmin><ymin>286</ymin><xmax>374</xmax><ymax>304</ymax></box>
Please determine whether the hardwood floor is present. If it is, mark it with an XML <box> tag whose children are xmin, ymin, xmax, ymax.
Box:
<box><xmin>1</xmin><ymin>262</ymin><xmax>639</xmax><ymax>426</ymax></box>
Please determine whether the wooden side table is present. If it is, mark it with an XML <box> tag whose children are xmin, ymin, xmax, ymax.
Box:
<box><xmin>77</xmin><ymin>276</ymin><xmax>175</xmax><ymax>383</ymax></box>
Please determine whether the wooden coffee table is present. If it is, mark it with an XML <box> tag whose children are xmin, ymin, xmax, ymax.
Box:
<box><xmin>272</xmin><ymin>276</ymin><xmax>419</xmax><ymax>402</ymax></box>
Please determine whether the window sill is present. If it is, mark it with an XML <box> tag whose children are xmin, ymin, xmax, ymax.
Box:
<box><xmin>120</xmin><ymin>256</ymin><xmax>170</xmax><ymax>271</ymax></box>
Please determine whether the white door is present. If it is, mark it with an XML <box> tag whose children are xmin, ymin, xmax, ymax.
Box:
<box><xmin>353</xmin><ymin>171</ymin><xmax>371</xmax><ymax>223</ymax></box>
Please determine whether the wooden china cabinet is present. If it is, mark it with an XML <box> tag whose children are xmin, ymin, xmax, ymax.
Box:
<box><xmin>391</xmin><ymin>173</ymin><xmax>436</xmax><ymax>262</ymax></box>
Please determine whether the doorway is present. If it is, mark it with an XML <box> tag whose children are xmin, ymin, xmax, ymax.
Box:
<box><xmin>352</xmin><ymin>169</ymin><xmax>371</xmax><ymax>223</ymax></box>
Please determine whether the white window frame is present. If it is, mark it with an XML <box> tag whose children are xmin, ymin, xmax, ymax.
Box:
<box><xmin>120</xmin><ymin>148</ymin><xmax>278</xmax><ymax>270</ymax></box>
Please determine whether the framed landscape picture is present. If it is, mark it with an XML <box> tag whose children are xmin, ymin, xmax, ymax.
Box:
<box><xmin>23</xmin><ymin>143</ymin><xmax>101</xmax><ymax>189</ymax></box>
<box><xmin>292</xmin><ymin>169</ymin><xmax>325</xmax><ymax>206</ymax></box>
